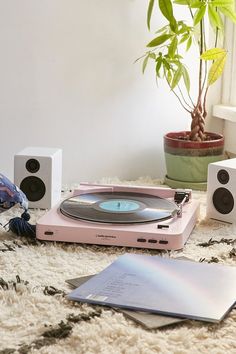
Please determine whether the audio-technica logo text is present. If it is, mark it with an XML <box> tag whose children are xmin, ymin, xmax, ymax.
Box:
<box><xmin>96</xmin><ymin>234</ymin><xmax>117</xmax><ymax>239</ymax></box>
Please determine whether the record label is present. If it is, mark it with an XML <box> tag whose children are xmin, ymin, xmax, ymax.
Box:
<box><xmin>98</xmin><ymin>199</ymin><xmax>141</xmax><ymax>212</ymax></box>
<box><xmin>60</xmin><ymin>191</ymin><xmax>178</xmax><ymax>224</ymax></box>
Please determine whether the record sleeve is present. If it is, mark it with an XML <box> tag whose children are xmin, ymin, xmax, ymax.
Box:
<box><xmin>67</xmin><ymin>254</ymin><xmax>236</xmax><ymax>323</ymax></box>
<box><xmin>66</xmin><ymin>274</ymin><xmax>186</xmax><ymax>329</ymax></box>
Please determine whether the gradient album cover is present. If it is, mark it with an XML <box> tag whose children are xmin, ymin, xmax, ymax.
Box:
<box><xmin>67</xmin><ymin>254</ymin><xmax>236</xmax><ymax>322</ymax></box>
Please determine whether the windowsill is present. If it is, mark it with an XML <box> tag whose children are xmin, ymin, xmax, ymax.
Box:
<box><xmin>213</xmin><ymin>104</ymin><xmax>236</xmax><ymax>123</ymax></box>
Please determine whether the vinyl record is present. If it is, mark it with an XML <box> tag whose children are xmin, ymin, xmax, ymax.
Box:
<box><xmin>60</xmin><ymin>191</ymin><xmax>178</xmax><ymax>224</ymax></box>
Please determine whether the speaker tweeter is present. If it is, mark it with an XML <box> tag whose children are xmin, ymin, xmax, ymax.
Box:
<box><xmin>217</xmin><ymin>169</ymin><xmax>229</xmax><ymax>184</ymax></box>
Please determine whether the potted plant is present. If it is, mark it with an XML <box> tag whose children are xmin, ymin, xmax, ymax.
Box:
<box><xmin>141</xmin><ymin>0</ymin><xmax>236</xmax><ymax>190</ymax></box>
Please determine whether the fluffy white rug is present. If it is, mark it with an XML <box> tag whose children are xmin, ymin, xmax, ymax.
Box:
<box><xmin>0</xmin><ymin>177</ymin><xmax>236</xmax><ymax>354</ymax></box>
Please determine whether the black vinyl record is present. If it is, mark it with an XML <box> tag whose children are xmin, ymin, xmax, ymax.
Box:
<box><xmin>60</xmin><ymin>191</ymin><xmax>178</xmax><ymax>224</ymax></box>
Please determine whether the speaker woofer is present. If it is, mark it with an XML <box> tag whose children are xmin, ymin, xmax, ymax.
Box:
<box><xmin>212</xmin><ymin>187</ymin><xmax>234</xmax><ymax>215</ymax></box>
<box><xmin>20</xmin><ymin>176</ymin><xmax>46</xmax><ymax>202</ymax></box>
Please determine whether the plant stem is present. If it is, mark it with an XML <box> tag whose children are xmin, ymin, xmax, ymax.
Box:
<box><xmin>198</xmin><ymin>19</ymin><xmax>204</xmax><ymax>99</ymax></box>
<box><xmin>164</xmin><ymin>75</ymin><xmax>192</xmax><ymax>113</ymax></box>
<box><xmin>177</xmin><ymin>86</ymin><xmax>194</xmax><ymax>110</ymax></box>
<box><xmin>201</xmin><ymin>20</ymin><xmax>208</xmax><ymax>96</ymax></box>
<box><xmin>215</xmin><ymin>28</ymin><xmax>219</xmax><ymax>48</ymax></box>
<box><xmin>189</xmin><ymin>17</ymin><xmax>208</xmax><ymax>141</ymax></box>
<box><xmin>203</xmin><ymin>86</ymin><xmax>209</xmax><ymax>119</ymax></box>
<box><xmin>187</xmin><ymin>1</ymin><xmax>194</xmax><ymax>19</ymax></box>
<box><xmin>172</xmin><ymin>89</ymin><xmax>192</xmax><ymax>114</ymax></box>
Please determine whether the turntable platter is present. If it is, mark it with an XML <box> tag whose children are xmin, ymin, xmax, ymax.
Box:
<box><xmin>60</xmin><ymin>191</ymin><xmax>178</xmax><ymax>224</ymax></box>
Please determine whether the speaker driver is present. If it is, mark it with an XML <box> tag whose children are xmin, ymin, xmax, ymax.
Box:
<box><xmin>212</xmin><ymin>187</ymin><xmax>234</xmax><ymax>214</ymax></box>
<box><xmin>20</xmin><ymin>176</ymin><xmax>46</xmax><ymax>202</ymax></box>
<box><xmin>26</xmin><ymin>159</ymin><xmax>40</xmax><ymax>173</ymax></box>
<box><xmin>217</xmin><ymin>169</ymin><xmax>229</xmax><ymax>184</ymax></box>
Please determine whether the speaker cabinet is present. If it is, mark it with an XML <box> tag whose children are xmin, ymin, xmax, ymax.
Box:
<box><xmin>14</xmin><ymin>147</ymin><xmax>62</xmax><ymax>209</ymax></box>
<box><xmin>206</xmin><ymin>158</ymin><xmax>236</xmax><ymax>223</ymax></box>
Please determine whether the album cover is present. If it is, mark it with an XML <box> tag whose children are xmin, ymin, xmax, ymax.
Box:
<box><xmin>67</xmin><ymin>254</ymin><xmax>236</xmax><ymax>323</ymax></box>
<box><xmin>66</xmin><ymin>274</ymin><xmax>186</xmax><ymax>329</ymax></box>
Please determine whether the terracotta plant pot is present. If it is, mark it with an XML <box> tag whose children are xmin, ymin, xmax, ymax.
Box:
<box><xmin>164</xmin><ymin>131</ymin><xmax>224</xmax><ymax>190</ymax></box>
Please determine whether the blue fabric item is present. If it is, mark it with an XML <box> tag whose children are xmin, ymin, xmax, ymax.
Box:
<box><xmin>0</xmin><ymin>173</ymin><xmax>28</xmax><ymax>213</ymax></box>
<box><xmin>0</xmin><ymin>173</ymin><xmax>35</xmax><ymax>238</ymax></box>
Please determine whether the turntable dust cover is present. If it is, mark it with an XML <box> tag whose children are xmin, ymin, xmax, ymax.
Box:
<box><xmin>67</xmin><ymin>254</ymin><xmax>236</xmax><ymax>322</ymax></box>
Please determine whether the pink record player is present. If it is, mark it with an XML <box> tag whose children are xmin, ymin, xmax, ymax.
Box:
<box><xmin>36</xmin><ymin>183</ymin><xmax>200</xmax><ymax>250</ymax></box>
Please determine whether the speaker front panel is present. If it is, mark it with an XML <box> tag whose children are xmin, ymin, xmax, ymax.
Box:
<box><xmin>207</xmin><ymin>162</ymin><xmax>236</xmax><ymax>223</ymax></box>
<box><xmin>14</xmin><ymin>155</ymin><xmax>52</xmax><ymax>209</ymax></box>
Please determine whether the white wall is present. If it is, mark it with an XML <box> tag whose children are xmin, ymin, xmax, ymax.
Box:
<box><xmin>0</xmin><ymin>0</ymin><xmax>203</xmax><ymax>185</ymax></box>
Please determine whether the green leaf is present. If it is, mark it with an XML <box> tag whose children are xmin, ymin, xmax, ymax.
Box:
<box><xmin>158</xmin><ymin>0</ymin><xmax>174</xmax><ymax>21</ymax></box>
<box><xmin>219</xmin><ymin>6</ymin><xmax>236</xmax><ymax>24</ymax></box>
<box><xmin>147</xmin><ymin>0</ymin><xmax>155</xmax><ymax>30</ymax></box>
<box><xmin>171</xmin><ymin>65</ymin><xmax>183</xmax><ymax>89</ymax></box>
<box><xmin>166</xmin><ymin>70</ymin><xmax>173</xmax><ymax>85</ymax></box>
<box><xmin>176</xmin><ymin>54</ymin><xmax>184</xmax><ymax>59</ymax></box>
<box><xmin>168</xmin><ymin>37</ymin><xmax>178</xmax><ymax>57</ymax></box>
<box><xmin>163</xmin><ymin>58</ymin><xmax>171</xmax><ymax>70</ymax></box>
<box><xmin>142</xmin><ymin>52</ymin><xmax>156</xmax><ymax>73</ymax></box>
<box><xmin>208</xmin><ymin>54</ymin><xmax>227</xmax><ymax>85</ymax></box>
<box><xmin>177</xmin><ymin>26</ymin><xmax>188</xmax><ymax>34</ymax></box>
<box><xmin>200</xmin><ymin>48</ymin><xmax>227</xmax><ymax>60</ymax></box>
<box><xmin>147</xmin><ymin>34</ymin><xmax>172</xmax><ymax>47</ymax></box>
<box><xmin>191</xmin><ymin>1</ymin><xmax>203</xmax><ymax>8</ymax></box>
<box><xmin>182</xmin><ymin>65</ymin><xmax>191</xmax><ymax>92</ymax></box>
<box><xmin>193</xmin><ymin>5</ymin><xmax>207</xmax><ymax>26</ymax></box>
<box><xmin>211</xmin><ymin>0</ymin><xmax>234</xmax><ymax>7</ymax></box>
<box><xmin>186</xmin><ymin>36</ymin><xmax>192</xmax><ymax>51</ymax></box>
<box><xmin>156</xmin><ymin>58</ymin><xmax>163</xmax><ymax>77</ymax></box>
<box><xmin>158</xmin><ymin>0</ymin><xmax>177</xmax><ymax>30</ymax></box>
<box><xmin>179</xmin><ymin>33</ymin><xmax>189</xmax><ymax>44</ymax></box>
<box><xmin>155</xmin><ymin>25</ymin><xmax>169</xmax><ymax>34</ymax></box>
<box><xmin>170</xmin><ymin>59</ymin><xmax>181</xmax><ymax>65</ymax></box>
<box><xmin>208</xmin><ymin>5</ymin><xmax>224</xmax><ymax>29</ymax></box>
<box><xmin>142</xmin><ymin>55</ymin><xmax>149</xmax><ymax>73</ymax></box>
<box><xmin>149</xmin><ymin>52</ymin><xmax>156</xmax><ymax>59</ymax></box>
<box><xmin>173</xmin><ymin>0</ymin><xmax>189</xmax><ymax>4</ymax></box>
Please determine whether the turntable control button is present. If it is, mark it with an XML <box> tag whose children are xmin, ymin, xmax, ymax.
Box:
<box><xmin>148</xmin><ymin>239</ymin><xmax>157</xmax><ymax>243</ymax></box>
<box><xmin>159</xmin><ymin>240</ymin><xmax>168</xmax><ymax>244</ymax></box>
<box><xmin>137</xmin><ymin>238</ymin><xmax>146</xmax><ymax>243</ymax></box>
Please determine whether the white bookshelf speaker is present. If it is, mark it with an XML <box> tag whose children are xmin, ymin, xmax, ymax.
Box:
<box><xmin>14</xmin><ymin>147</ymin><xmax>62</xmax><ymax>209</ymax></box>
<box><xmin>206</xmin><ymin>158</ymin><xmax>236</xmax><ymax>223</ymax></box>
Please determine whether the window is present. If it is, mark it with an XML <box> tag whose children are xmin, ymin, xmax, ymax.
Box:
<box><xmin>212</xmin><ymin>16</ymin><xmax>236</xmax><ymax>156</ymax></box>
<box><xmin>213</xmin><ymin>20</ymin><xmax>236</xmax><ymax>122</ymax></box>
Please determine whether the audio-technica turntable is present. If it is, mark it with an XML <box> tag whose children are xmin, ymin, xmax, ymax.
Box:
<box><xmin>36</xmin><ymin>183</ymin><xmax>200</xmax><ymax>250</ymax></box>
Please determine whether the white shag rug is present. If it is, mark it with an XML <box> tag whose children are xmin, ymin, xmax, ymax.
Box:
<box><xmin>0</xmin><ymin>177</ymin><xmax>236</xmax><ymax>354</ymax></box>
